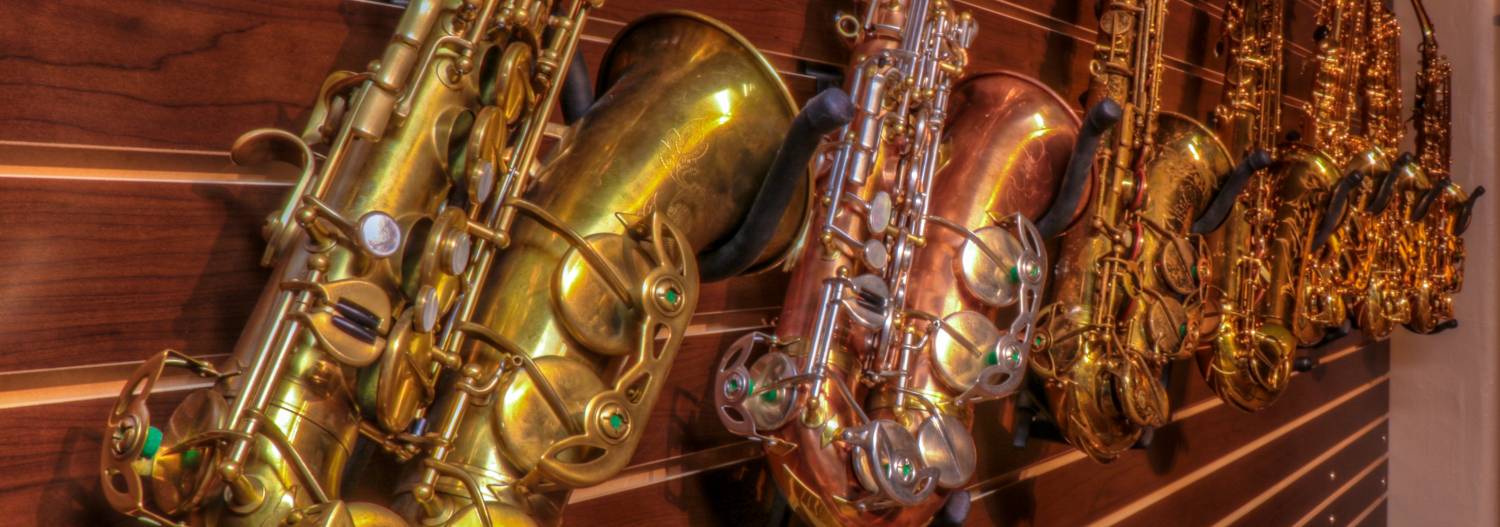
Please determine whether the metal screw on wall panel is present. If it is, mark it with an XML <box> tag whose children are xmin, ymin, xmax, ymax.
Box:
<box><xmin>1327</xmin><ymin>470</ymin><xmax>1337</xmax><ymax>481</ymax></box>
<box><xmin>1381</xmin><ymin>476</ymin><xmax>1388</xmax><ymax>487</ymax></box>
<box><xmin>1327</xmin><ymin>513</ymin><xmax>1337</xmax><ymax>524</ymax></box>
<box><xmin>1381</xmin><ymin>433</ymin><xmax>1388</xmax><ymax>443</ymax></box>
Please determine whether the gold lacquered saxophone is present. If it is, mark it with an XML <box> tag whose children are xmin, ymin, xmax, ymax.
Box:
<box><xmin>1194</xmin><ymin>0</ymin><xmax>1296</xmax><ymax>411</ymax></box>
<box><xmin>100</xmin><ymin>0</ymin><xmax>590</xmax><ymax>524</ymax></box>
<box><xmin>385</xmin><ymin>11</ymin><xmax>845</xmax><ymax>526</ymax></box>
<box><xmin>1028</xmin><ymin>0</ymin><xmax>1257</xmax><ymax>461</ymax></box>
<box><xmin>1300</xmin><ymin>0</ymin><xmax>1403</xmax><ymax>344</ymax></box>
<box><xmin>1348</xmin><ymin>2</ymin><xmax>1430</xmax><ymax>340</ymax></box>
<box><xmin>709</xmin><ymin>1</ymin><xmax>1061</xmax><ymax>523</ymax></box>
<box><xmin>1404</xmin><ymin>0</ymin><xmax>1484</xmax><ymax>334</ymax></box>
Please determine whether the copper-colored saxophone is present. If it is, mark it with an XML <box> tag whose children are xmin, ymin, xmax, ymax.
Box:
<box><xmin>1195</xmin><ymin>0</ymin><xmax>1297</xmax><ymax>411</ymax></box>
<box><xmin>100</xmin><ymin>0</ymin><xmax>595</xmax><ymax>524</ymax></box>
<box><xmin>1404</xmin><ymin>0</ymin><xmax>1484</xmax><ymax>334</ymax></box>
<box><xmin>709</xmin><ymin>0</ymin><xmax>1053</xmax><ymax>523</ymax></box>
<box><xmin>382</xmin><ymin>10</ymin><xmax>847</xmax><ymax>526</ymax></box>
<box><xmin>1029</xmin><ymin>0</ymin><xmax>1256</xmax><ymax>461</ymax></box>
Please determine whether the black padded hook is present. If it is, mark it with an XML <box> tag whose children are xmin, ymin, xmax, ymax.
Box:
<box><xmin>1036</xmin><ymin>99</ymin><xmax>1124</xmax><ymax>238</ymax></box>
<box><xmin>1366</xmin><ymin>152</ymin><xmax>1414</xmax><ymax>214</ymax></box>
<box><xmin>698</xmin><ymin>87</ymin><xmax>857</xmax><ymax>282</ymax></box>
<box><xmin>1410</xmin><ymin>178</ymin><xmax>1449</xmax><ymax>222</ymax></box>
<box><xmin>1191</xmin><ymin>149</ymin><xmax>1274</xmax><ymax>234</ymax></box>
<box><xmin>1456</xmin><ymin>186</ymin><xmax>1485</xmax><ymax>235</ymax></box>
<box><xmin>1311</xmin><ymin>169</ymin><xmax>1367</xmax><ymax>252</ymax></box>
<box><xmin>560</xmin><ymin>50</ymin><xmax>593</xmax><ymax>125</ymax></box>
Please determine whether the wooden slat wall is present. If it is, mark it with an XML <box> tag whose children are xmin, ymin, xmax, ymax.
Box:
<box><xmin>0</xmin><ymin>0</ymin><xmax>1390</xmax><ymax>525</ymax></box>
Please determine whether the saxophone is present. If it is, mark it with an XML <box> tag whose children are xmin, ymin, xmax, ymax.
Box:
<box><xmin>1405</xmin><ymin>0</ymin><xmax>1485</xmax><ymax>334</ymax></box>
<box><xmin>1301</xmin><ymin>0</ymin><xmax>1402</xmax><ymax>344</ymax></box>
<box><xmin>1349</xmin><ymin>2</ymin><xmax>1430</xmax><ymax>340</ymax></box>
<box><xmin>1195</xmin><ymin>0</ymin><xmax>1297</xmax><ymax>412</ymax></box>
<box><xmin>1029</xmin><ymin>0</ymin><xmax>1259</xmax><ymax>461</ymax></box>
<box><xmin>387</xmin><ymin>10</ymin><xmax>841</xmax><ymax>526</ymax></box>
<box><xmin>711</xmin><ymin>1</ymin><xmax>1066</xmax><ymax>523</ymax></box>
<box><xmin>100</xmin><ymin>0</ymin><xmax>582</xmax><ymax>524</ymax></box>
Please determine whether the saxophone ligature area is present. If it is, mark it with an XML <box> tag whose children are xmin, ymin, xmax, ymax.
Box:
<box><xmin>100</xmin><ymin>0</ymin><xmax>585</xmax><ymax>524</ymax></box>
<box><xmin>1027</xmin><ymin>0</ymin><xmax>1260</xmax><ymax>461</ymax></box>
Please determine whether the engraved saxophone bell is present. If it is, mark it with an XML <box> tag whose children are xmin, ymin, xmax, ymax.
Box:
<box><xmin>393</xmin><ymin>11</ymin><xmax>818</xmax><ymax>525</ymax></box>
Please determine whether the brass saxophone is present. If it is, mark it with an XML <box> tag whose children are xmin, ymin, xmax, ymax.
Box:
<box><xmin>1349</xmin><ymin>3</ymin><xmax>1430</xmax><ymax>340</ymax></box>
<box><xmin>1301</xmin><ymin>0</ymin><xmax>1402</xmax><ymax>344</ymax></box>
<box><xmin>710</xmin><ymin>1</ymin><xmax>1067</xmax><ymax>523</ymax></box>
<box><xmin>1195</xmin><ymin>0</ymin><xmax>1297</xmax><ymax>411</ymax></box>
<box><xmin>1404</xmin><ymin>0</ymin><xmax>1485</xmax><ymax>334</ymax></box>
<box><xmin>101</xmin><ymin>0</ymin><xmax>587</xmax><ymax>524</ymax></box>
<box><xmin>1029</xmin><ymin>0</ymin><xmax>1258</xmax><ymax>461</ymax></box>
<box><xmin>386</xmin><ymin>10</ymin><xmax>842</xmax><ymax>526</ymax></box>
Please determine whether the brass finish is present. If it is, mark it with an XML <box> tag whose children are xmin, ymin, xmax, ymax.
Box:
<box><xmin>1405</xmin><ymin>0</ymin><xmax>1479</xmax><ymax>334</ymax></box>
<box><xmin>102</xmin><ymin>0</ymin><xmax>571</xmax><ymax>524</ymax></box>
<box><xmin>1196</xmin><ymin>0</ymin><xmax>1295</xmax><ymax>412</ymax></box>
<box><xmin>1030</xmin><ymin>0</ymin><xmax>1234</xmax><ymax>461</ymax></box>
<box><xmin>399</xmin><ymin>11</ymin><xmax>808</xmax><ymax>526</ymax></box>
<box><xmin>715</xmin><ymin>1</ymin><xmax>1074</xmax><ymax>524</ymax></box>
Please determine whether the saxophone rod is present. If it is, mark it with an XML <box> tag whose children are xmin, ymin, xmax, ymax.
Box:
<box><xmin>418</xmin><ymin>0</ymin><xmax>597</xmax><ymax>495</ymax></box>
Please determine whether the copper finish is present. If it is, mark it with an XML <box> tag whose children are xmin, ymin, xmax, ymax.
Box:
<box><xmin>713</xmin><ymin>1</ymin><xmax>1065</xmax><ymax>524</ymax></box>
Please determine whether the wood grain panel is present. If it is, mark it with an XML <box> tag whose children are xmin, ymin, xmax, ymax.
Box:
<box><xmin>0</xmin><ymin>391</ymin><xmax>190</xmax><ymax>525</ymax></box>
<box><xmin>1232</xmin><ymin>423</ymin><xmax>1390</xmax><ymax>526</ymax></box>
<box><xmin>1310</xmin><ymin>459</ymin><xmax>1388</xmax><ymax>527</ymax></box>
<box><xmin>962</xmin><ymin>348</ymin><xmax>1389</xmax><ymax>526</ymax></box>
<box><xmin>0</xmin><ymin>0</ymin><xmax>398</xmax><ymax>150</ymax></box>
<box><xmin>0</xmin><ymin>0</ymin><xmax>1330</xmax><ymax>150</ymax></box>
<box><xmin>0</xmin><ymin>175</ymin><xmax>282</xmax><ymax>372</ymax></box>
<box><xmin>1124</xmin><ymin>418</ymin><xmax>1390</xmax><ymax>526</ymax></box>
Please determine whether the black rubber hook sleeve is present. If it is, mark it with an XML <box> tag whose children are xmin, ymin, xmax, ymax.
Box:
<box><xmin>1456</xmin><ymin>186</ymin><xmax>1485</xmax><ymax>235</ymax></box>
<box><xmin>1310</xmin><ymin>169</ymin><xmax>1367</xmax><ymax>252</ymax></box>
<box><xmin>1410</xmin><ymin>179</ymin><xmax>1449</xmax><ymax>222</ymax></box>
<box><xmin>1366</xmin><ymin>152</ymin><xmax>1414</xmax><ymax>214</ymax></box>
<box><xmin>1191</xmin><ymin>149</ymin><xmax>1274</xmax><ymax>234</ymax></box>
<box><xmin>1036</xmin><ymin>99</ymin><xmax>1124</xmax><ymax>239</ymax></box>
<box><xmin>698</xmin><ymin>87</ymin><xmax>857</xmax><ymax>282</ymax></box>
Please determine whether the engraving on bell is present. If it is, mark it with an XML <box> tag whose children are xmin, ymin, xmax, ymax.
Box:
<box><xmin>931</xmin><ymin>311</ymin><xmax>1001</xmax><ymax>392</ymax></box>
<box><xmin>358</xmin><ymin>211</ymin><xmax>402</xmax><ymax>258</ymax></box>
<box><xmin>868</xmin><ymin>191</ymin><xmax>893</xmax><ymax>232</ymax></box>
<box><xmin>1158</xmin><ymin>237</ymin><xmax>1198</xmax><ymax>294</ymax></box>
<box><xmin>957</xmin><ymin>225</ymin><xmax>1023</xmax><ymax>306</ymax></box>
